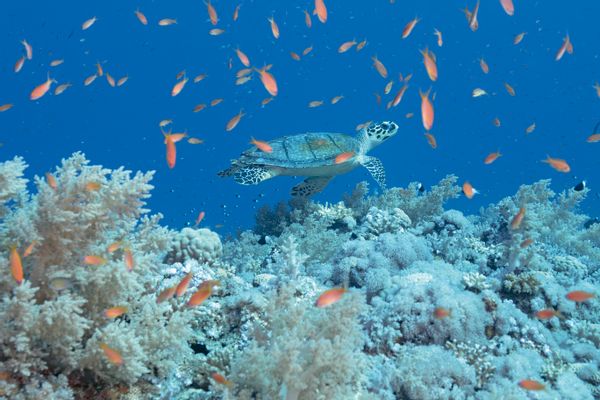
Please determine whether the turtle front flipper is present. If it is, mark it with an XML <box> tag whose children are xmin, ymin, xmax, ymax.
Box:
<box><xmin>361</xmin><ymin>156</ymin><xmax>386</xmax><ymax>189</ymax></box>
<box><xmin>291</xmin><ymin>176</ymin><xmax>333</xmax><ymax>197</ymax></box>
<box><xmin>233</xmin><ymin>166</ymin><xmax>275</xmax><ymax>185</ymax></box>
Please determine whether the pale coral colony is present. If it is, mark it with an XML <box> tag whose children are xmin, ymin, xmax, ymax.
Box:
<box><xmin>1</xmin><ymin>154</ymin><xmax>599</xmax><ymax>400</ymax></box>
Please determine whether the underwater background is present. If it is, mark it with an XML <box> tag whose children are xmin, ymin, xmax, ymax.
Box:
<box><xmin>1</xmin><ymin>0</ymin><xmax>600</xmax><ymax>399</ymax></box>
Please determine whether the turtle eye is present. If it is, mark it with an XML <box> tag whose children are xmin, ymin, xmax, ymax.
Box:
<box><xmin>381</xmin><ymin>123</ymin><xmax>389</xmax><ymax>131</ymax></box>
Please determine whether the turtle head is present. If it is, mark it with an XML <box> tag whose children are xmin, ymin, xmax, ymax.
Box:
<box><xmin>362</xmin><ymin>121</ymin><xmax>399</xmax><ymax>149</ymax></box>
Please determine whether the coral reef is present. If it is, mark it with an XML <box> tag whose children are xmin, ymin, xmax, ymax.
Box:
<box><xmin>2</xmin><ymin>155</ymin><xmax>599</xmax><ymax>399</ymax></box>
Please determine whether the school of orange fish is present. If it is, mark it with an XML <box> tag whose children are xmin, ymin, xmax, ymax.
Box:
<box><xmin>4</xmin><ymin>0</ymin><xmax>599</xmax><ymax>390</ymax></box>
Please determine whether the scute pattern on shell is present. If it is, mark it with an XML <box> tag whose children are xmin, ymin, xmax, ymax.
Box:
<box><xmin>238</xmin><ymin>132</ymin><xmax>361</xmax><ymax>169</ymax></box>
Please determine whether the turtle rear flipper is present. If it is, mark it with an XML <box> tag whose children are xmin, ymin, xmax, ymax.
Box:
<box><xmin>233</xmin><ymin>166</ymin><xmax>275</xmax><ymax>185</ymax></box>
<box><xmin>361</xmin><ymin>156</ymin><xmax>386</xmax><ymax>189</ymax></box>
<box><xmin>291</xmin><ymin>176</ymin><xmax>333</xmax><ymax>197</ymax></box>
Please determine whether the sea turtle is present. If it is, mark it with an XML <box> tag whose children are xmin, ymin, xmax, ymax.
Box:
<box><xmin>218</xmin><ymin>121</ymin><xmax>399</xmax><ymax>197</ymax></box>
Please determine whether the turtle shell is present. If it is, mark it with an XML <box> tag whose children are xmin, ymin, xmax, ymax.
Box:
<box><xmin>239</xmin><ymin>132</ymin><xmax>361</xmax><ymax>168</ymax></box>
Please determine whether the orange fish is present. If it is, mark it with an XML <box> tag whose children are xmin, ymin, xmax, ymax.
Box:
<box><xmin>171</xmin><ymin>77</ymin><xmax>188</xmax><ymax>97</ymax></box>
<box><xmin>123</xmin><ymin>248</ymin><xmax>134</xmax><ymax>271</ymax></box>
<box><xmin>356</xmin><ymin>121</ymin><xmax>373</xmax><ymax>131</ymax></box>
<box><xmin>469</xmin><ymin>0</ymin><xmax>480</xmax><ymax>31</ymax></box>
<box><xmin>226</xmin><ymin>110</ymin><xmax>245</xmax><ymax>131</ymax></box>
<box><xmin>513</xmin><ymin>32</ymin><xmax>526</xmax><ymax>45</ymax></box>
<box><xmin>210</xmin><ymin>98</ymin><xmax>224</xmax><ymax>106</ymax></box>
<box><xmin>45</xmin><ymin>172</ymin><xmax>58</xmax><ymax>189</ymax></box>
<box><xmin>188</xmin><ymin>137</ymin><xmax>204</xmax><ymax>144</ymax></box>
<box><xmin>157</xmin><ymin>285</ymin><xmax>177</xmax><ymax>303</ymax></box>
<box><xmin>433</xmin><ymin>307</ymin><xmax>451</xmax><ymax>319</ymax></box>
<box><xmin>10</xmin><ymin>245</ymin><xmax>23</xmax><ymax>285</ymax></box>
<box><xmin>212</xmin><ymin>372</ymin><xmax>233</xmax><ymax>387</ymax></box>
<box><xmin>165</xmin><ymin>134</ymin><xmax>177</xmax><ymax>169</ymax></box>
<box><xmin>504</xmin><ymin>82</ymin><xmax>516</xmax><ymax>96</ymax></box>
<box><xmin>356</xmin><ymin>39</ymin><xmax>367</xmax><ymax>51</ymax></box>
<box><xmin>176</xmin><ymin>272</ymin><xmax>194</xmax><ymax>297</ymax></box>
<box><xmin>187</xmin><ymin>280</ymin><xmax>219</xmax><ymax>307</ymax></box>
<box><xmin>308</xmin><ymin>100</ymin><xmax>324</xmax><ymax>108</ymax></box>
<box><xmin>586</xmin><ymin>133</ymin><xmax>600</xmax><ymax>143</ymax></box>
<box><xmin>542</xmin><ymin>156</ymin><xmax>570</xmax><ymax>173</ymax></box>
<box><xmin>236</xmin><ymin>68</ymin><xmax>252</xmax><ymax>78</ymax></box>
<box><xmin>21</xmin><ymin>39</ymin><xmax>32</xmax><ymax>60</ymax></box>
<box><xmin>85</xmin><ymin>181</ymin><xmax>101</xmax><ymax>191</ymax></box>
<box><xmin>526</xmin><ymin>123</ymin><xmax>536</xmax><ymax>134</ymax></box>
<box><xmin>82</xmin><ymin>16</ymin><xmax>97</xmax><ymax>30</ymax></box>
<box><xmin>104</xmin><ymin>306</ymin><xmax>128</xmax><ymax>319</ymax></box>
<box><xmin>331</xmin><ymin>95</ymin><xmax>344</xmax><ymax>104</ymax></box>
<box><xmin>233</xmin><ymin>5</ymin><xmax>241</xmax><ymax>21</ymax></box>
<box><xmin>372</xmin><ymin>56</ymin><xmax>388</xmax><ymax>78</ymax></box>
<box><xmin>510</xmin><ymin>207</ymin><xmax>526</xmax><ymax>230</ymax></box>
<box><xmin>54</xmin><ymin>83</ymin><xmax>71</xmax><ymax>95</ymax></box>
<box><xmin>419</xmin><ymin>88</ymin><xmax>434</xmax><ymax>131</ymax></box>
<box><xmin>390</xmin><ymin>84</ymin><xmax>409</xmax><ymax>108</ymax></box>
<box><xmin>135</xmin><ymin>9</ymin><xmax>148</xmax><ymax>25</ymax></box>
<box><xmin>555</xmin><ymin>34</ymin><xmax>573</xmax><ymax>61</ymax></box>
<box><xmin>107</xmin><ymin>241</ymin><xmax>122</xmax><ymax>253</ymax></box>
<box><xmin>209</xmin><ymin>28</ymin><xmax>225</xmax><ymax>36</ymax></box>
<box><xmin>402</xmin><ymin>17</ymin><xmax>420</xmax><ymax>39</ymax></box>
<box><xmin>23</xmin><ymin>241</ymin><xmax>36</xmax><ymax>257</ymax></box>
<box><xmin>193</xmin><ymin>103</ymin><xmax>207</xmax><ymax>112</ymax></box>
<box><xmin>235</xmin><ymin>76</ymin><xmax>251</xmax><ymax>86</ymax></box>
<box><xmin>106</xmin><ymin>73</ymin><xmax>115</xmax><ymax>87</ymax></box>
<box><xmin>384</xmin><ymin>81</ymin><xmax>394</xmax><ymax>95</ymax></box>
<box><xmin>493</xmin><ymin>117</ymin><xmax>501</xmax><ymax>127</ymax></box>
<box><xmin>462</xmin><ymin>181</ymin><xmax>478</xmax><ymax>199</ymax></box>
<box><xmin>303</xmin><ymin>46</ymin><xmax>313</xmax><ymax>56</ymax></box>
<box><xmin>433</xmin><ymin>29</ymin><xmax>443</xmax><ymax>47</ymax></box>
<box><xmin>290</xmin><ymin>51</ymin><xmax>301</xmax><ymax>61</ymax></box>
<box><xmin>314</xmin><ymin>0</ymin><xmax>327</xmax><ymax>23</ymax></box>
<box><xmin>0</xmin><ymin>104</ymin><xmax>13</xmax><ymax>112</ymax></box>
<box><xmin>30</xmin><ymin>74</ymin><xmax>56</xmax><ymax>101</ymax></box>
<box><xmin>479</xmin><ymin>58</ymin><xmax>489</xmax><ymax>74</ymax></box>
<box><xmin>235</xmin><ymin>48</ymin><xmax>250</xmax><ymax>67</ymax></box>
<box><xmin>304</xmin><ymin>10</ymin><xmax>312</xmax><ymax>28</ymax></box>
<box><xmin>315</xmin><ymin>288</ymin><xmax>347</xmax><ymax>307</ymax></box>
<box><xmin>420</xmin><ymin>48</ymin><xmax>438</xmax><ymax>81</ymax></box>
<box><xmin>206</xmin><ymin>0</ymin><xmax>218</xmax><ymax>25</ymax></box>
<box><xmin>261</xmin><ymin>97</ymin><xmax>274</xmax><ymax>107</ymax></box>
<box><xmin>256</xmin><ymin>67</ymin><xmax>278</xmax><ymax>96</ymax></box>
<box><xmin>500</xmin><ymin>0</ymin><xmax>515</xmax><ymax>16</ymax></box>
<box><xmin>335</xmin><ymin>151</ymin><xmax>355</xmax><ymax>164</ymax></box>
<box><xmin>338</xmin><ymin>40</ymin><xmax>357</xmax><ymax>53</ymax></box>
<box><xmin>95</xmin><ymin>62</ymin><xmax>104</xmax><ymax>77</ymax></box>
<box><xmin>268</xmin><ymin>17</ymin><xmax>280</xmax><ymax>39</ymax></box>
<box><xmin>250</xmin><ymin>137</ymin><xmax>273</xmax><ymax>153</ymax></box>
<box><xmin>484</xmin><ymin>151</ymin><xmax>502</xmax><ymax>165</ymax></box>
<box><xmin>519</xmin><ymin>380</ymin><xmax>545</xmax><ymax>391</ymax></box>
<box><xmin>193</xmin><ymin>74</ymin><xmax>207</xmax><ymax>83</ymax></box>
<box><xmin>424</xmin><ymin>133</ymin><xmax>437</xmax><ymax>149</ymax></box>
<box><xmin>194</xmin><ymin>211</ymin><xmax>206</xmax><ymax>227</ymax></box>
<box><xmin>158</xmin><ymin>18</ymin><xmax>177</xmax><ymax>26</ymax></box>
<box><xmin>84</xmin><ymin>255</ymin><xmax>107</xmax><ymax>266</ymax></box>
<box><xmin>593</xmin><ymin>82</ymin><xmax>600</xmax><ymax>98</ymax></box>
<box><xmin>50</xmin><ymin>59</ymin><xmax>64</xmax><ymax>67</ymax></box>
<box><xmin>99</xmin><ymin>343</ymin><xmax>123</xmax><ymax>365</ymax></box>
<box><xmin>535</xmin><ymin>309</ymin><xmax>562</xmax><ymax>320</ymax></box>
<box><xmin>520</xmin><ymin>238</ymin><xmax>533</xmax><ymax>248</ymax></box>
<box><xmin>117</xmin><ymin>76</ymin><xmax>128</xmax><ymax>86</ymax></box>
<box><xmin>14</xmin><ymin>56</ymin><xmax>25</xmax><ymax>73</ymax></box>
<box><xmin>565</xmin><ymin>290</ymin><xmax>595</xmax><ymax>302</ymax></box>
<box><xmin>84</xmin><ymin>74</ymin><xmax>98</xmax><ymax>86</ymax></box>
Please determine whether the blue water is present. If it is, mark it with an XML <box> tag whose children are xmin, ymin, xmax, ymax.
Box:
<box><xmin>2</xmin><ymin>0</ymin><xmax>598</xmax><ymax>233</ymax></box>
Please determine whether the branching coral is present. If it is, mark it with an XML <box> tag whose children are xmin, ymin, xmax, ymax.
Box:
<box><xmin>230</xmin><ymin>282</ymin><xmax>367</xmax><ymax>400</ymax></box>
<box><xmin>445</xmin><ymin>340</ymin><xmax>496</xmax><ymax>388</ymax></box>
<box><xmin>0</xmin><ymin>153</ymin><xmax>201</xmax><ymax>398</ymax></box>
